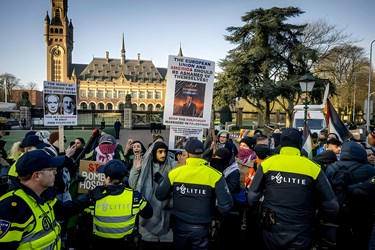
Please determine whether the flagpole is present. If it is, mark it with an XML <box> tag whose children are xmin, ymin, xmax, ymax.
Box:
<box><xmin>367</xmin><ymin>40</ymin><xmax>375</xmax><ymax>143</ymax></box>
<box><xmin>4</xmin><ymin>77</ymin><xmax>7</xmax><ymax>103</ymax></box>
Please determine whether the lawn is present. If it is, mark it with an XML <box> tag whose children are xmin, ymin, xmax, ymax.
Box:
<box><xmin>2</xmin><ymin>129</ymin><xmax>98</xmax><ymax>155</ymax></box>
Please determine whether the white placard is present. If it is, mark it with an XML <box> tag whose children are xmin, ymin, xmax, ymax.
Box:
<box><xmin>43</xmin><ymin>81</ymin><xmax>77</xmax><ymax>126</ymax></box>
<box><xmin>163</xmin><ymin>55</ymin><xmax>215</xmax><ymax>129</ymax></box>
<box><xmin>168</xmin><ymin>126</ymin><xmax>204</xmax><ymax>150</ymax></box>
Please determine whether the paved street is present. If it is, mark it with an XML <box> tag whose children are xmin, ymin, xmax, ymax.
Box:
<box><xmin>115</xmin><ymin>128</ymin><xmax>170</xmax><ymax>149</ymax></box>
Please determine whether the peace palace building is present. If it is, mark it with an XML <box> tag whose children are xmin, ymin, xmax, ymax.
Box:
<box><xmin>45</xmin><ymin>0</ymin><xmax>178</xmax><ymax>112</ymax></box>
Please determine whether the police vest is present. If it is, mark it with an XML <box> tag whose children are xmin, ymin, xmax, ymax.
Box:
<box><xmin>89</xmin><ymin>188</ymin><xmax>145</xmax><ymax>239</ymax></box>
<box><xmin>0</xmin><ymin>189</ymin><xmax>61</xmax><ymax>249</ymax></box>
<box><xmin>8</xmin><ymin>159</ymin><xmax>19</xmax><ymax>177</ymax></box>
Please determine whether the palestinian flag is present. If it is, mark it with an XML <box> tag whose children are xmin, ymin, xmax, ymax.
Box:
<box><xmin>302</xmin><ymin>122</ymin><xmax>313</xmax><ymax>159</ymax></box>
<box><xmin>325</xmin><ymin>98</ymin><xmax>352</xmax><ymax>142</ymax></box>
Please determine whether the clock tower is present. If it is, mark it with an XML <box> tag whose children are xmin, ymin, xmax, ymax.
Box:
<box><xmin>44</xmin><ymin>0</ymin><xmax>74</xmax><ymax>83</ymax></box>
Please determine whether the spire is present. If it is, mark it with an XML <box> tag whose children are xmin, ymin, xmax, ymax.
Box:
<box><xmin>44</xmin><ymin>11</ymin><xmax>50</xmax><ymax>23</ymax></box>
<box><xmin>121</xmin><ymin>33</ymin><xmax>126</xmax><ymax>64</ymax></box>
<box><xmin>178</xmin><ymin>42</ymin><xmax>183</xmax><ymax>57</ymax></box>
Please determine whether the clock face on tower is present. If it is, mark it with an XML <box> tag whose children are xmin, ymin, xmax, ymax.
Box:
<box><xmin>53</xmin><ymin>48</ymin><xmax>61</xmax><ymax>57</ymax></box>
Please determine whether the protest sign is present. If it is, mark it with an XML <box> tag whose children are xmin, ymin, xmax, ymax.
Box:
<box><xmin>163</xmin><ymin>55</ymin><xmax>215</xmax><ymax>129</ymax></box>
<box><xmin>78</xmin><ymin>160</ymin><xmax>105</xmax><ymax>193</ymax></box>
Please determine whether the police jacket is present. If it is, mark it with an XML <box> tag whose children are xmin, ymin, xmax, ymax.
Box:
<box><xmin>155</xmin><ymin>157</ymin><xmax>233</xmax><ymax>225</ymax></box>
<box><xmin>0</xmin><ymin>181</ymin><xmax>94</xmax><ymax>249</ymax></box>
<box><xmin>85</xmin><ymin>184</ymin><xmax>153</xmax><ymax>239</ymax></box>
<box><xmin>248</xmin><ymin>147</ymin><xmax>339</xmax><ymax>225</ymax></box>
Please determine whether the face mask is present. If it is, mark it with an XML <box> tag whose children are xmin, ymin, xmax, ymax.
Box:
<box><xmin>99</xmin><ymin>144</ymin><xmax>116</xmax><ymax>154</ymax></box>
<box><xmin>210</xmin><ymin>158</ymin><xmax>224</xmax><ymax>172</ymax></box>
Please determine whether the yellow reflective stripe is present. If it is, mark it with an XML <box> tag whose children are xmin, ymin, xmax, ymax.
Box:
<box><xmin>169</xmin><ymin>158</ymin><xmax>221</xmax><ymax>188</ymax></box>
<box><xmin>262</xmin><ymin>147</ymin><xmax>321</xmax><ymax>179</ymax></box>
<box><xmin>95</xmin><ymin>215</ymin><xmax>134</xmax><ymax>223</ymax></box>
<box><xmin>12</xmin><ymin>215</ymin><xmax>34</xmax><ymax>228</ymax></box>
<box><xmin>8</xmin><ymin>160</ymin><xmax>18</xmax><ymax>177</ymax></box>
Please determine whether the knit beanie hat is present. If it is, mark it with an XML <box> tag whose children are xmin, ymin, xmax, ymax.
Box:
<box><xmin>280</xmin><ymin>128</ymin><xmax>303</xmax><ymax>149</ymax></box>
<box><xmin>217</xmin><ymin>130</ymin><xmax>229</xmax><ymax>139</ymax></box>
<box><xmin>240</xmin><ymin>136</ymin><xmax>256</xmax><ymax>149</ymax></box>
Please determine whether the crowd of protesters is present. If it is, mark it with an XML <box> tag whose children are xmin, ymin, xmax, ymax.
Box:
<box><xmin>1</xmin><ymin>126</ymin><xmax>375</xmax><ymax>250</ymax></box>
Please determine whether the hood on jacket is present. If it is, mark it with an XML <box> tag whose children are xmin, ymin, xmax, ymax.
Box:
<box><xmin>339</xmin><ymin>141</ymin><xmax>367</xmax><ymax>163</ymax></box>
<box><xmin>313</xmin><ymin>150</ymin><xmax>338</xmax><ymax>166</ymax></box>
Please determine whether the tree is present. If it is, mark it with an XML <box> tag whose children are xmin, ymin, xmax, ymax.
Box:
<box><xmin>314</xmin><ymin>45</ymin><xmax>368</xmax><ymax>121</ymax></box>
<box><xmin>216</xmin><ymin>7</ymin><xmax>311</xmax><ymax>128</ymax></box>
<box><xmin>0</xmin><ymin>73</ymin><xmax>22</xmax><ymax>102</ymax></box>
<box><xmin>215</xmin><ymin>8</ymin><xmax>356</xmax><ymax>129</ymax></box>
<box><xmin>22</xmin><ymin>82</ymin><xmax>38</xmax><ymax>91</ymax></box>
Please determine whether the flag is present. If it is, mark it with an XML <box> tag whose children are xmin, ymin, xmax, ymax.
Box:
<box><xmin>302</xmin><ymin>122</ymin><xmax>313</xmax><ymax>159</ymax></box>
<box><xmin>325</xmin><ymin>98</ymin><xmax>353</xmax><ymax>142</ymax></box>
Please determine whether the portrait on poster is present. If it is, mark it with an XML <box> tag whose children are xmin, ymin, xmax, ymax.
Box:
<box><xmin>168</xmin><ymin>126</ymin><xmax>203</xmax><ymax>150</ymax></box>
<box><xmin>173</xmin><ymin>80</ymin><xmax>206</xmax><ymax>118</ymax></box>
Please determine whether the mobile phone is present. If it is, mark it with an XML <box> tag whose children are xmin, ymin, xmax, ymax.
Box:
<box><xmin>70</xmin><ymin>141</ymin><xmax>75</xmax><ymax>147</ymax></box>
<box><xmin>4</xmin><ymin>131</ymin><xmax>10</xmax><ymax>136</ymax></box>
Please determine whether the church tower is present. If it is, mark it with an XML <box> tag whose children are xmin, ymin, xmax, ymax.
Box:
<box><xmin>44</xmin><ymin>0</ymin><xmax>74</xmax><ymax>83</ymax></box>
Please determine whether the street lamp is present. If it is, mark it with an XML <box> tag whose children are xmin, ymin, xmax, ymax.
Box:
<box><xmin>367</xmin><ymin>40</ymin><xmax>375</xmax><ymax>140</ymax></box>
<box><xmin>298</xmin><ymin>73</ymin><xmax>316</xmax><ymax>124</ymax></box>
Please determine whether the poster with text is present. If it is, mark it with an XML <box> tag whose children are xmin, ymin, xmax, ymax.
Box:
<box><xmin>78</xmin><ymin>160</ymin><xmax>105</xmax><ymax>193</ymax></box>
<box><xmin>163</xmin><ymin>55</ymin><xmax>215</xmax><ymax>129</ymax></box>
<box><xmin>43</xmin><ymin>81</ymin><xmax>77</xmax><ymax>126</ymax></box>
<box><xmin>168</xmin><ymin>126</ymin><xmax>204</xmax><ymax>150</ymax></box>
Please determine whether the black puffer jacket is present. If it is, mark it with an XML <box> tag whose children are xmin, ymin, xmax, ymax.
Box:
<box><xmin>326</xmin><ymin>141</ymin><xmax>375</xmax><ymax>184</ymax></box>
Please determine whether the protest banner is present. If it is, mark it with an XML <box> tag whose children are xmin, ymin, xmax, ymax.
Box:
<box><xmin>43</xmin><ymin>81</ymin><xmax>77</xmax><ymax>126</ymax></box>
<box><xmin>163</xmin><ymin>55</ymin><xmax>215</xmax><ymax>129</ymax></box>
<box><xmin>78</xmin><ymin>160</ymin><xmax>105</xmax><ymax>193</ymax></box>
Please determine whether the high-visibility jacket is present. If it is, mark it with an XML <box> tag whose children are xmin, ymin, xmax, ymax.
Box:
<box><xmin>0</xmin><ymin>189</ymin><xmax>61</xmax><ymax>249</ymax></box>
<box><xmin>87</xmin><ymin>187</ymin><xmax>147</xmax><ymax>239</ymax></box>
<box><xmin>7</xmin><ymin>152</ymin><xmax>23</xmax><ymax>177</ymax></box>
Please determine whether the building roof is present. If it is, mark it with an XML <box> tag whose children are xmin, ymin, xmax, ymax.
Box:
<box><xmin>77</xmin><ymin>57</ymin><xmax>167</xmax><ymax>83</ymax></box>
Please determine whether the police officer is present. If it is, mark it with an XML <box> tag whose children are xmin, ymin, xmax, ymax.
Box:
<box><xmin>0</xmin><ymin>150</ymin><xmax>101</xmax><ymax>249</ymax></box>
<box><xmin>155</xmin><ymin>139</ymin><xmax>233</xmax><ymax>249</ymax></box>
<box><xmin>247</xmin><ymin>128</ymin><xmax>339</xmax><ymax>249</ymax></box>
<box><xmin>84</xmin><ymin>159</ymin><xmax>153</xmax><ymax>249</ymax></box>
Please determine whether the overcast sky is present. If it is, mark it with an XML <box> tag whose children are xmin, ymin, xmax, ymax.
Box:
<box><xmin>0</xmin><ymin>0</ymin><xmax>374</xmax><ymax>90</ymax></box>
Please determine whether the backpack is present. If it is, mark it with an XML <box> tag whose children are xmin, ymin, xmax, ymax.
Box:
<box><xmin>329</xmin><ymin>163</ymin><xmax>362</xmax><ymax>207</ymax></box>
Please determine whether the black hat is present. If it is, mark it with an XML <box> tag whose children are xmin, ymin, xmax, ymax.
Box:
<box><xmin>97</xmin><ymin>159</ymin><xmax>129</xmax><ymax>180</ymax></box>
<box><xmin>16</xmin><ymin>150</ymin><xmax>65</xmax><ymax>176</ymax></box>
<box><xmin>240</xmin><ymin>136</ymin><xmax>256</xmax><ymax>149</ymax></box>
<box><xmin>20</xmin><ymin>135</ymin><xmax>49</xmax><ymax>149</ymax></box>
<box><xmin>25</xmin><ymin>131</ymin><xmax>37</xmax><ymax>137</ymax></box>
<box><xmin>254</xmin><ymin>144</ymin><xmax>272</xmax><ymax>160</ymax></box>
<box><xmin>213</xmin><ymin>147</ymin><xmax>231</xmax><ymax>167</ymax></box>
<box><xmin>281</xmin><ymin>128</ymin><xmax>303</xmax><ymax>149</ymax></box>
<box><xmin>326</xmin><ymin>138</ymin><xmax>342</xmax><ymax>146</ymax></box>
<box><xmin>185</xmin><ymin>139</ymin><xmax>204</xmax><ymax>154</ymax></box>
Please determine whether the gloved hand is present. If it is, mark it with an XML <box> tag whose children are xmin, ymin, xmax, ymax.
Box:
<box><xmin>89</xmin><ymin>186</ymin><xmax>105</xmax><ymax>201</ymax></box>
<box><xmin>75</xmin><ymin>174</ymin><xmax>86</xmax><ymax>183</ymax></box>
<box><xmin>154</xmin><ymin>172</ymin><xmax>164</xmax><ymax>185</ymax></box>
